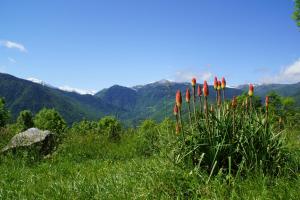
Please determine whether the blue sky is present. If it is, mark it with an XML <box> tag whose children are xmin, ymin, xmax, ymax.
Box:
<box><xmin>0</xmin><ymin>0</ymin><xmax>299</xmax><ymax>93</ymax></box>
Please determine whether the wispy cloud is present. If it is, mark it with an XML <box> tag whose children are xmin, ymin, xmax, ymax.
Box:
<box><xmin>58</xmin><ymin>86</ymin><xmax>96</xmax><ymax>95</ymax></box>
<box><xmin>8</xmin><ymin>57</ymin><xmax>16</xmax><ymax>63</ymax></box>
<box><xmin>173</xmin><ymin>68</ymin><xmax>213</xmax><ymax>82</ymax></box>
<box><xmin>261</xmin><ymin>58</ymin><xmax>300</xmax><ymax>84</ymax></box>
<box><xmin>0</xmin><ymin>40</ymin><xmax>27</xmax><ymax>52</ymax></box>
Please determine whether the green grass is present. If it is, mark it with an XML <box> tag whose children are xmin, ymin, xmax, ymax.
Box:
<box><xmin>1</xmin><ymin>127</ymin><xmax>300</xmax><ymax>199</ymax></box>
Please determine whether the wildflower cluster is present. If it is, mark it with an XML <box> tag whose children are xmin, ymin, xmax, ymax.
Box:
<box><xmin>173</xmin><ymin>77</ymin><xmax>290</xmax><ymax>178</ymax></box>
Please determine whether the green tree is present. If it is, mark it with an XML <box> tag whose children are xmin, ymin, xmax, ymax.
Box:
<box><xmin>98</xmin><ymin>116</ymin><xmax>122</xmax><ymax>141</ymax></box>
<box><xmin>0</xmin><ymin>97</ymin><xmax>10</xmax><ymax>127</ymax></box>
<box><xmin>267</xmin><ymin>91</ymin><xmax>298</xmax><ymax>127</ymax></box>
<box><xmin>71</xmin><ymin>120</ymin><xmax>99</xmax><ymax>135</ymax></box>
<box><xmin>17</xmin><ymin>110</ymin><xmax>34</xmax><ymax>132</ymax></box>
<box><xmin>293</xmin><ymin>0</ymin><xmax>300</xmax><ymax>27</ymax></box>
<box><xmin>34</xmin><ymin>108</ymin><xmax>66</xmax><ymax>134</ymax></box>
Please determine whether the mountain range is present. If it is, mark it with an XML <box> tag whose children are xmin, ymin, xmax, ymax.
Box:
<box><xmin>0</xmin><ymin>72</ymin><xmax>299</xmax><ymax>125</ymax></box>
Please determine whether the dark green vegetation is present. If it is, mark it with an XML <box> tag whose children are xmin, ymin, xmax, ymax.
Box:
<box><xmin>0</xmin><ymin>86</ymin><xmax>300</xmax><ymax>199</ymax></box>
<box><xmin>1</xmin><ymin>73</ymin><xmax>300</xmax><ymax>126</ymax></box>
<box><xmin>294</xmin><ymin>0</ymin><xmax>300</xmax><ymax>27</ymax></box>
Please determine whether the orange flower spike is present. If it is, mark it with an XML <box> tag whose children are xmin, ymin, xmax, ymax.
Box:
<box><xmin>203</xmin><ymin>81</ymin><xmax>209</xmax><ymax>97</ymax></box>
<box><xmin>176</xmin><ymin>90</ymin><xmax>182</xmax><ymax>108</ymax></box>
<box><xmin>213</xmin><ymin>77</ymin><xmax>218</xmax><ymax>90</ymax></box>
<box><xmin>191</xmin><ymin>78</ymin><xmax>196</xmax><ymax>87</ymax></box>
<box><xmin>265</xmin><ymin>96</ymin><xmax>269</xmax><ymax>110</ymax></box>
<box><xmin>173</xmin><ymin>104</ymin><xmax>178</xmax><ymax>116</ymax></box>
<box><xmin>197</xmin><ymin>85</ymin><xmax>202</xmax><ymax>96</ymax></box>
<box><xmin>217</xmin><ymin>81</ymin><xmax>221</xmax><ymax>90</ymax></box>
<box><xmin>248</xmin><ymin>84</ymin><xmax>254</xmax><ymax>97</ymax></box>
<box><xmin>221</xmin><ymin>77</ymin><xmax>226</xmax><ymax>89</ymax></box>
<box><xmin>186</xmin><ymin>88</ymin><xmax>191</xmax><ymax>103</ymax></box>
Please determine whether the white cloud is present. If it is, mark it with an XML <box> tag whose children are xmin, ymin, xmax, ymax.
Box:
<box><xmin>58</xmin><ymin>86</ymin><xmax>96</xmax><ymax>95</ymax></box>
<box><xmin>261</xmin><ymin>58</ymin><xmax>300</xmax><ymax>84</ymax></box>
<box><xmin>8</xmin><ymin>57</ymin><xmax>16</xmax><ymax>63</ymax></box>
<box><xmin>173</xmin><ymin>68</ymin><xmax>212</xmax><ymax>82</ymax></box>
<box><xmin>0</xmin><ymin>40</ymin><xmax>27</xmax><ymax>52</ymax></box>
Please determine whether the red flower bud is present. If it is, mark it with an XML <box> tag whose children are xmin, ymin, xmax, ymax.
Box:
<box><xmin>221</xmin><ymin>77</ymin><xmax>226</xmax><ymax>89</ymax></box>
<box><xmin>173</xmin><ymin>104</ymin><xmax>178</xmax><ymax>115</ymax></box>
<box><xmin>203</xmin><ymin>81</ymin><xmax>209</xmax><ymax>97</ymax></box>
<box><xmin>186</xmin><ymin>88</ymin><xmax>191</xmax><ymax>102</ymax></box>
<box><xmin>197</xmin><ymin>85</ymin><xmax>202</xmax><ymax>96</ymax></box>
<box><xmin>265</xmin><ymin>96</ymin><xmax>269</xmax><ymax>109</ymax></box>
<box><xmin>176</xmin><ymin>90</ymin><xmax>182</xmax><ymax>108</ymax></box>
<box><xmin>217</xmin><ymin>81</ymin><xmax>221</xmax><ymax>90</ymax></box>
<box><xmin>214</xmin><ymin>77</ymin><xmax>218</xmax><ymax>90</ymax></box>
<box><xmin>248</xmin><ymin>84</ymin><xmax>254</xmax><ymax>97</ymax></box>
<box><xmin>191</xmin><ymin>78</ymin><xmax>196</xmax><ymax>86</ymax></box>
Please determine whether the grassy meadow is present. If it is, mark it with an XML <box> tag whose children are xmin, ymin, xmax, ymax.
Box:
<box><xmin>0</xmin><ymin>82</ymin><xmax>300</xmax><ymax>200</ymax></box>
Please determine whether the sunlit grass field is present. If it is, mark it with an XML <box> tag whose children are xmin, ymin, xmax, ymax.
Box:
<box><xmin>0</xmin><ymin>126</ymin><xmax>299</xmax><ymax>199</ymax></box>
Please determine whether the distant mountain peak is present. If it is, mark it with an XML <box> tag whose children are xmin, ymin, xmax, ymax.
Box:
<box><xmin>155</xmin><ymin>79</ymin><xmax>173</xmax><ymax>84</ymax></box>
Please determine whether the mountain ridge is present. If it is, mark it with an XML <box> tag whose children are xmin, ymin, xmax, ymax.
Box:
<box><xmin>1</xmin><ymin>72</ymin><xmax>299</xmax><ymax>125</ymax></box>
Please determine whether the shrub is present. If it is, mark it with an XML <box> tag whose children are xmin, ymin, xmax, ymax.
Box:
<box><xmin>70</xmin><ymin>120</ymin><xmax>99</xmax><ymax>135</ymax></box>
<box><xmin>16</xmin><ymin>110</ymin><xmax>34</xmax><ymax>132</ymax></box>
<box><xmin>34</xmin><ymin>108</ymin><xmax>67</xmax><ymax>134</ymax></box>
<box><xmin>137</xmin><ymin>119</ymin><xmax>159</xmax><ymax>156</ymax></box>
<box><xmin>98</xmin><ymin>116</ymin><xmax>122</xmax><ymax>141</ymax></box>
<box><xmin>0</xmin><ymin>97</ymin><xmax>9</xmax><ymax>128</ymax></box>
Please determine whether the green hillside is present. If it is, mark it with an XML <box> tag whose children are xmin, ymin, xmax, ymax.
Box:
<box><xmin>0</xmin><ymin>73</ymin><xmax>121</xmax><ymax>124</ymax></box>
<box><xmin>2</xmin><ymin>73</ymin><xmax>299</xmax><ymax>125</ymax></box>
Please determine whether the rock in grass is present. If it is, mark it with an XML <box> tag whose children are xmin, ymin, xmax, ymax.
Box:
<box><xmin>1</xmin><ymin>128</ymin><xmax>56</xmax><ymax>155</ymax></box>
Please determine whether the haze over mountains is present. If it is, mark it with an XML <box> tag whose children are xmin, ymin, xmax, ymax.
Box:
<box><xmin>0</xmin><ymin>72</ymin><xmax>299</xmax><ymax>125</ymax></box>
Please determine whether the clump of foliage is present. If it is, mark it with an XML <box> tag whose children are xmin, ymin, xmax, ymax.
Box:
<box><xmin>98</xmin><ymin>116</ymin><xmax>122</xmax><ymax>141</ymax></box>
<box><xmin>34</xmin><ymin>108</ymin><xmax>67</xmax><ymax>134</ymax></box>
<box><xmin>173</xmin><ymin>79</ymin><xmax>294</xmax><ymax>179</ymax></box>
<box><xmin>16</xmin><ymin>110</ymin><xmax>34</xmax><ymax>132</ymax></box>
<box><xmin>293</xmin><ymin>0</ymin><xmax>300</xmax><ymax>28</ymax></box>
<box><xmin>70</xmin><ymin>120</ymin><xmax>99</xmax><ymax>135</ymax></box>
<box><xmin>137</xmin><ymin>119</ymin><xmax>160</xmax><ymax>156</ymax></box>
<box><xmin>0</xmin><ymin>98</ymin><xmax>10</xmax><ymax>128</ymax></box>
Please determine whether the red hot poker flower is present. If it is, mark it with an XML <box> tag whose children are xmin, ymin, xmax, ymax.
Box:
<box><xmin>265</xmin><ymin>96</ymin><xmax>269</xmax><ymax>110</ymax></box>
<box><xmin>248</xmin><ymin>84</ymin><xmax>254</xmax><ymax>97</ymax></box>
<box><xmin>176</xmin><ymin>90</ymin><xmax>182</xmax><ymax>108</ymax></box>
<box><xmin>221</xmin><ymin>77</ymin><xmax>226</xmax><ymax>89</ymax></box>
<box><xmin>197</xmin><ymin>85</ymin><xmax>202</xmax><ymax>96</ymax></box>
<box><xmin>173</xmin><ymin>104</ymin><xmax>178</xmax><ymax>116</ymax></box>
<box><xmin>217</xmin><ymin>81</ymin><xmax>221</xmax><ymax>90</ymax></box>
<box><xmin>203</xmin><ymin>81</ymin><xmax>209</xmax><ymax>97</ymax></box>
<box><xmin>214</xmin><ymin>77</ymin><xmax>218</xmax><ymax>90</ymax></box>
<box><xmin>186</xmin><ymin>88</ymin><xmax>191</xmax><ymax>102</ymax></box>
<box><xmin>191</xmin><ymin>78</ymin><xmax>196</xmax><ymax>87</ymax></box>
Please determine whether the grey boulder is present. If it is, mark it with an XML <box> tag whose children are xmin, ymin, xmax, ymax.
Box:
<box><xmin>1</xmin><ymin>128</ymin><xmax>56</xmax><ymax>154</ymax></box>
